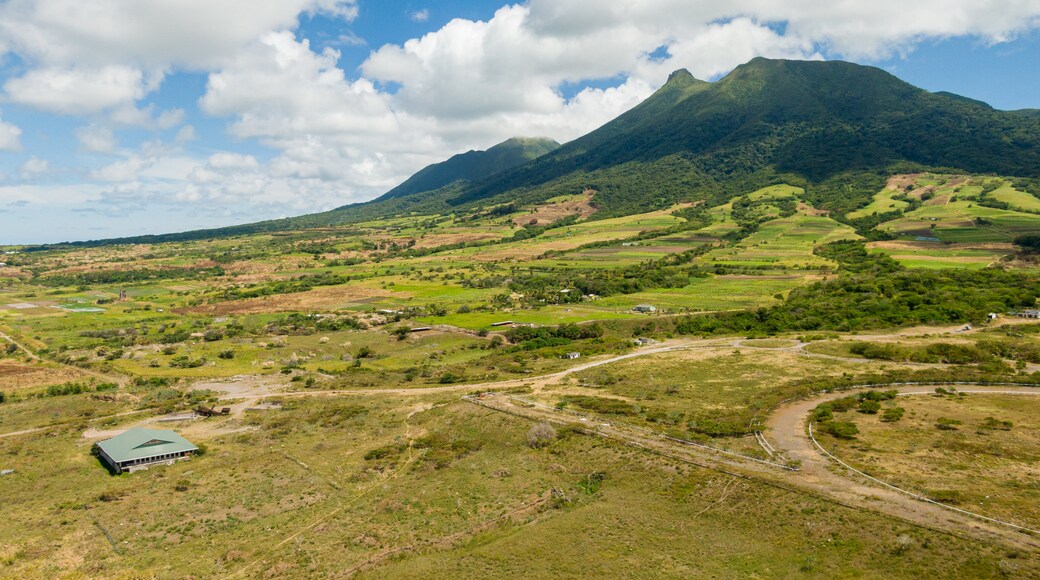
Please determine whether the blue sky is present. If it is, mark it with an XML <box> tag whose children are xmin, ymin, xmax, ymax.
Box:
<box><xmin>0</xmin><ymin>0</ymin><xmax>1039</xmax><ymax>244</ymax></box>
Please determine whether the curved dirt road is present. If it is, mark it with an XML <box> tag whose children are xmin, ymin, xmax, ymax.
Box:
<box><xmin>765</xmin><ymin>385</ymin><xmax>1040</xmax><ymax>550</ymax></box>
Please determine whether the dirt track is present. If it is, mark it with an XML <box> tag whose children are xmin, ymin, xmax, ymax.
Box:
<box><xmin>764</xmin><ymin>385</ymin><xmax>1040</xmax><ymax>550</ymax></box>
<box><xmin>8</xmin><ymin>320</ymin><xmax>1040</xmax><ymax>549</ymax></box>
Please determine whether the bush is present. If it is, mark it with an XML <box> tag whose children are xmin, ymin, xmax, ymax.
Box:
<box><xmin>927</xmin><ymin>489</ymin><xmax>963</xmax><ymax>504</ymax></box>
<box><xmin>527</xmin><ymin>422</ymin><xmax>557</xmax><ymax>448</ymax></box>
<box><xmin>218</xmin><ymin>349</ymin><xmax>235</xmax><ymax>359</ymax></box>
<box><xmin>881</xmin><ymin>407</ymin><xmax>905</xmax><ymax>422</ymax></box>
<box><xmin>438</xmin><ymin>372</ymin><xmax>460</xmax><ymax>384</ymax></box>
<box><xmin>858</xmin><ymin>400</ymin><xmax>881</xmax><ymax>414</ymax></box>
<box><xmin>936</xmin><ymin>417</ymin><xmax>962</xmax><ymax>431</ymax></box>
<box><xmin>980</xmin><ymin>417</ymin><xmax>1013</xmax><ymax>431</ymax></box>
<box><xmin>821</xmin><ymin>421</ymin><xmax>859</xmax><ymax>439</ymax></box>
<box><xmin>169</xmin><ymin>355</ymin><xmax>206</xmax><ymax>369</ymax></box>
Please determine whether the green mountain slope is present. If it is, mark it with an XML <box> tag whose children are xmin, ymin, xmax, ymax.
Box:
<box><xmin>54</xmin><ymin>58</ymin><xmax>1040</xmax><ymax>246</ymax></box>
<box><xmin>448</xmin><ymin>58</ymin><xmax>1040</xmax><ymax>216</ymax></box>
<box><xmin>374</xmin><ymin>137</ymin><xmax>560</xmax><ymax>201</ymax></box>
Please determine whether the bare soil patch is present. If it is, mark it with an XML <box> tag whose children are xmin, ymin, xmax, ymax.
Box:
<box><xmin>412</xmin><ymin>232</ymin><xmax>503</xmax><ymax>249</ymax></box>
<box><xmin>885</xmin><ymin>173</ymin><xmax>925</xmax><ymax>190</ymax></box>
<box><xmin>0</xmin><ymin>361</ymin><xmax>87</xmax><ymax>390</ymax></box>
<box><xmin>512</xmin><ymin>189</ymin><xmax>597</xmax><ymax>226</ymax></box>
<box><xmin>178</xmin><ymin>285</ymin><xmax>395</xmax><ymax>315</ymax></box>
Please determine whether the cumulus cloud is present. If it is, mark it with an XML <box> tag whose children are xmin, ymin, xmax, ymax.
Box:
<box><xmin>20</xmin><ymin>157</ymin><xmax>49</xmax><ymax>178</ymax></box>
<box><xmin>75</xmin><ymin>124</ymin><xmax>118</xmax><ymax>153</ymax></box>
<box><xmin>410</xmin><ymin>9</ymin><xmax>430</xmax><ymax>23</ymax></box>
<box><xmin>0</xmin><ymin>0</ymin><xmax>358</xmax><ymax>69</ymax></box>
<box><xmin>174</xmin><ymin>125</ymin><xmax>197</xmax><ymax>143</ymax></box>
<box><xmin>4</xmin><ymin>66</ymin><xmax>161</xmax><ymax>115</ymax></box>
<box><xmin>0</xmin><ymin>116</ymin><xmax>21</xmax><ymax>151</ymax></box>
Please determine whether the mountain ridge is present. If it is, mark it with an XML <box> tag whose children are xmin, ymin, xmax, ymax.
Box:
<box><xmin>44</xmin><ymin>57</ymin><xmax>1040</xmax><ymax>246</ymax></box>
<box><xmin>372</xmin><ymin>136</ymin><xmax>560</xmax><ymax>202</ymax></box>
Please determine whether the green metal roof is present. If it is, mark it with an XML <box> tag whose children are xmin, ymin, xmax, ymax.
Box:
<box><xmin>97</xmin><ymin>427</ymin><xmax>198</xmax><ymax>463</ymax></box>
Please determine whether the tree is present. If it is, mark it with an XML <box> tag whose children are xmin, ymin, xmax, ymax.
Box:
<box><xmin>1014</xmin><ymin>234</ymin><xmax>1040</xmax><ymax>252</ymax></box>
<box><xmin>527</xmin><ymin>422</ymin><xmax>557</xmax><ymax>448</ymax></box>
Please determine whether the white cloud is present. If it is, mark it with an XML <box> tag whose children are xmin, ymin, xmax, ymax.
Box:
<box><xmin>20</xmin><ymin>157</ymin><xmax>49</xmax><ymax>178</ymax></box>
<box><xmin>207</xmin><ymin>152</ymin><xmax>260</xmax><ymax>171</ymax></box>
<box><xmin>4</xmin><ymin>66</ymin><xmax>160</xmax><ymax>115</ymax></box>
<box><xmin>156</xmin><ymin>108</ymin><xmax>186</xmax><ymax>130</ymax></box>
<box><xmin>174</xmin><ymin>125</ymin><xmax>197</xmax><ymax>143</ymax></box>
<box><xmin>75</xmin><ymin>124</ymin><xmax>118</xmax><ymax>153</ymax></box>
<box><xmin>0</xmin><ymin>116</ymin><xmax>21</xmax><ymax>151</ymax></box>
<box><xmin>0</xmin><ymin>0</ymin><xmax>358</xmax><ymax>69</ymax></box>
<box><xmin>410</xmin><ymin>9</ymin><xmax>430</xmax><ymax>23</ymax></box>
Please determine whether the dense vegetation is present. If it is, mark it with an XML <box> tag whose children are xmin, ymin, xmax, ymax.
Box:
<box><xmin>674</xmin><ymin>241</ymin><xmax>1037</xmax><ymax>336</ymax></box>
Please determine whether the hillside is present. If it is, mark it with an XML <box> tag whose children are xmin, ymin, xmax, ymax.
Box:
<box><xmin>45</xmin><ymin>58</ymin><xmax>1040</xmax><ymax>247</ymax></box>
<box><xmin>374</xmin><ymin>137</ymin><xmax>560</xmax><ymax>201</ymax></box>
<box><xmin>447</xmin><ymin>58</ymin><xmax>1040</xmax><ymax>217</ymax></box>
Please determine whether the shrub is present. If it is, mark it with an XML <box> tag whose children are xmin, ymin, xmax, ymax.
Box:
<box><xmin>980</xmin><ymin>417</ymin><xmax>1013</xmax><ymax>431</ymax></box>
<box><xmin>927</xmin><ymin>489</ymin><xmax>963</xmax><ymax>504</ymax></box>
<box><xmin>936</xmin><ymin>417</ymin><xmax>962</xmax><ymax>431</ymax></box>
<box><xmin>821</xmin><ymin>421</ymin><xmax>859</xmax><ymax>439</ymax></box>
<box><xmin>577</xmin><ymin>472</ymin><xmax>607</xmax><ymax>495</ymax></box>
<box><xmin>169</xmin><ymin>355</ymin><xmax>206</xmax><ymax>369</ymax></box>
<box><xmin>527</xmin><ymin>422</ymin><xmax>557</xmax><ymax>448</ymax></box>
<box><xmin>811</xmin><ymin>404</ymin><xmax>834</xmax><ymax>422</ymax></box>
<box><xmin>218</xmin><ymin>349</ymin><xmax>235</xmax><ymax>359</ymax></box>
<box><xmin>858</xmin><ymin>400</ymin><xmax>881</xmax><ymax>414</ymax></box>
<box><xmin>364</xmin><ymin>443</ymin><xmax>406</xmax><ymax>461</ymax></box>
<box><xmin>881</xmin><ymin>407</ymin><xmax>905</xmax><ymax>422</ymax></box>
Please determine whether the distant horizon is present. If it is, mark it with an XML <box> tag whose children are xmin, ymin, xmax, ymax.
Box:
<box><xmin>1</xmin><ymin>0</ymin><xmax>1040</xmax><ymax>244</ymax></box>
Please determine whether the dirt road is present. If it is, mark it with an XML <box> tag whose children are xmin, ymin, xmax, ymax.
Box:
<box><xmin>764</xmin><ymin>385</ymin><xmax>1040</xmax><ymax>550</ymax></box>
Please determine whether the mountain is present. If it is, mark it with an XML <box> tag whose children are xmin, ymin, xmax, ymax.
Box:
<box><xmin>374</xmin><ymin>137</ymin><xmax>560</xmax><ymax>201</ymax></box>
<box><xmin>1010</xmin><ymin>109</ymin><xmax>1040</xmax><ymax>119</ymax></box>
<box><xmin>445</xmin><ymin>57</ymin><xmax>1040</xmax><ymax>216</ymax></box>
<box><xmin>54</xmin><ymin>58</ymin><xmax>1040</xmax><ymax>246</ymax></box>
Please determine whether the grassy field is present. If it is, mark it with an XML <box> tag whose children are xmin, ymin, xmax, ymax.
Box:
<box><xmin>879</xmin><ymin>199</ymin><xmax>1040</xmax><ymax>243</ymax></box>
<box><xmin>988</xmin><ymin>183</ymin><xmax>1040</xmax><ymax>213</ymax></box>
<box><xmin>820</xmin><ymin>393</ymin><xmax>1040</xmax><ymax>531</ymax></box>
<box><xmin>1</xmin><ymin>385</ymin><xmax>1034</xmax><ymax>577</ymax></box>
<box><xmin>847</xmin><ymin>186</ymin><xmax>910</xmax><ymax>219</ymax></box>
<box><xmin>866</xmin><ymin>241</ymin><xmax>1014</xmax><ymax>270</ymax></box>
<box><xmin>699</xmin><ymin>214</ymin><xmax>858</xmax><ymax>270</ymax></box>
<box><xmin>2</xmin><ymin>171</ymin><xmax>1040</xmax><ymax>577</ymax></box>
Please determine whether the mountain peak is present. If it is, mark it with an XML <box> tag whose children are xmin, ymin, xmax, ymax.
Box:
<box><xmin>667</xmin><ymin>68</ymin><xmax>694</xmax><ymax>82</ymax></box>
<box><xmin>373</xmin><ymin>136</ymin><xmax>560</xmax><ymax>202</ymax></box>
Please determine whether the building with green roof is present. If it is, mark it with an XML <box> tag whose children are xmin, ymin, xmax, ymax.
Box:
<box><xmin>96</xmin><ymin>427</ymin><xmax>198</xmax><ymax>473</ymax></box>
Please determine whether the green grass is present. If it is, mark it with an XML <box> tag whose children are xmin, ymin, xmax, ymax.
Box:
<box><xmin>699</xmin><ymin>214</ymin><xmax>859</xmax><ymax>270</ymax></box>
<box><xmin>847</xmin><ymin>187</ymin><xmax>909</xmax><ymax>219</ymax></box>
<box><xmin>1</xmin><ymin>393</ymin><xmax>1029</xmax><ymax>577</ymax></box>
<box><xmin>988</xmin><ymin>183</ymin><xmax>1040</xmax><ymax>213</ymax></box>
<box><xmin>879</xmin><ymin>200</ymin><xmax>1040</xmax><ymax>242</ymax></box>
<box><xmin>822</xmin><ymin>394</ymin><xmax>1040</xmax><ymax>530</ymax></box>
<box><xmin>594</xmin><ymin>276</ymin><xmax>803</xmax><ymax>312</ymax></box>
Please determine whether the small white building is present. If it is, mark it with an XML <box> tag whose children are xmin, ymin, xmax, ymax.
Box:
<box><xmin>563</xmin><ymin>352</ymin><xmax>581</xmax><ymax>360</ymax></box>
<box><xmin>633</xmin><ymin>304</ymin><xmax>657</xmax><ymax>313</ymax></box>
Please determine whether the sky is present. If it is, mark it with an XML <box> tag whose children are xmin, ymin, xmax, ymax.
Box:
<box><xmin>0</xmin><ymin>1</ymin><xmax>1039</xmax><ymax>244</ymax></box>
